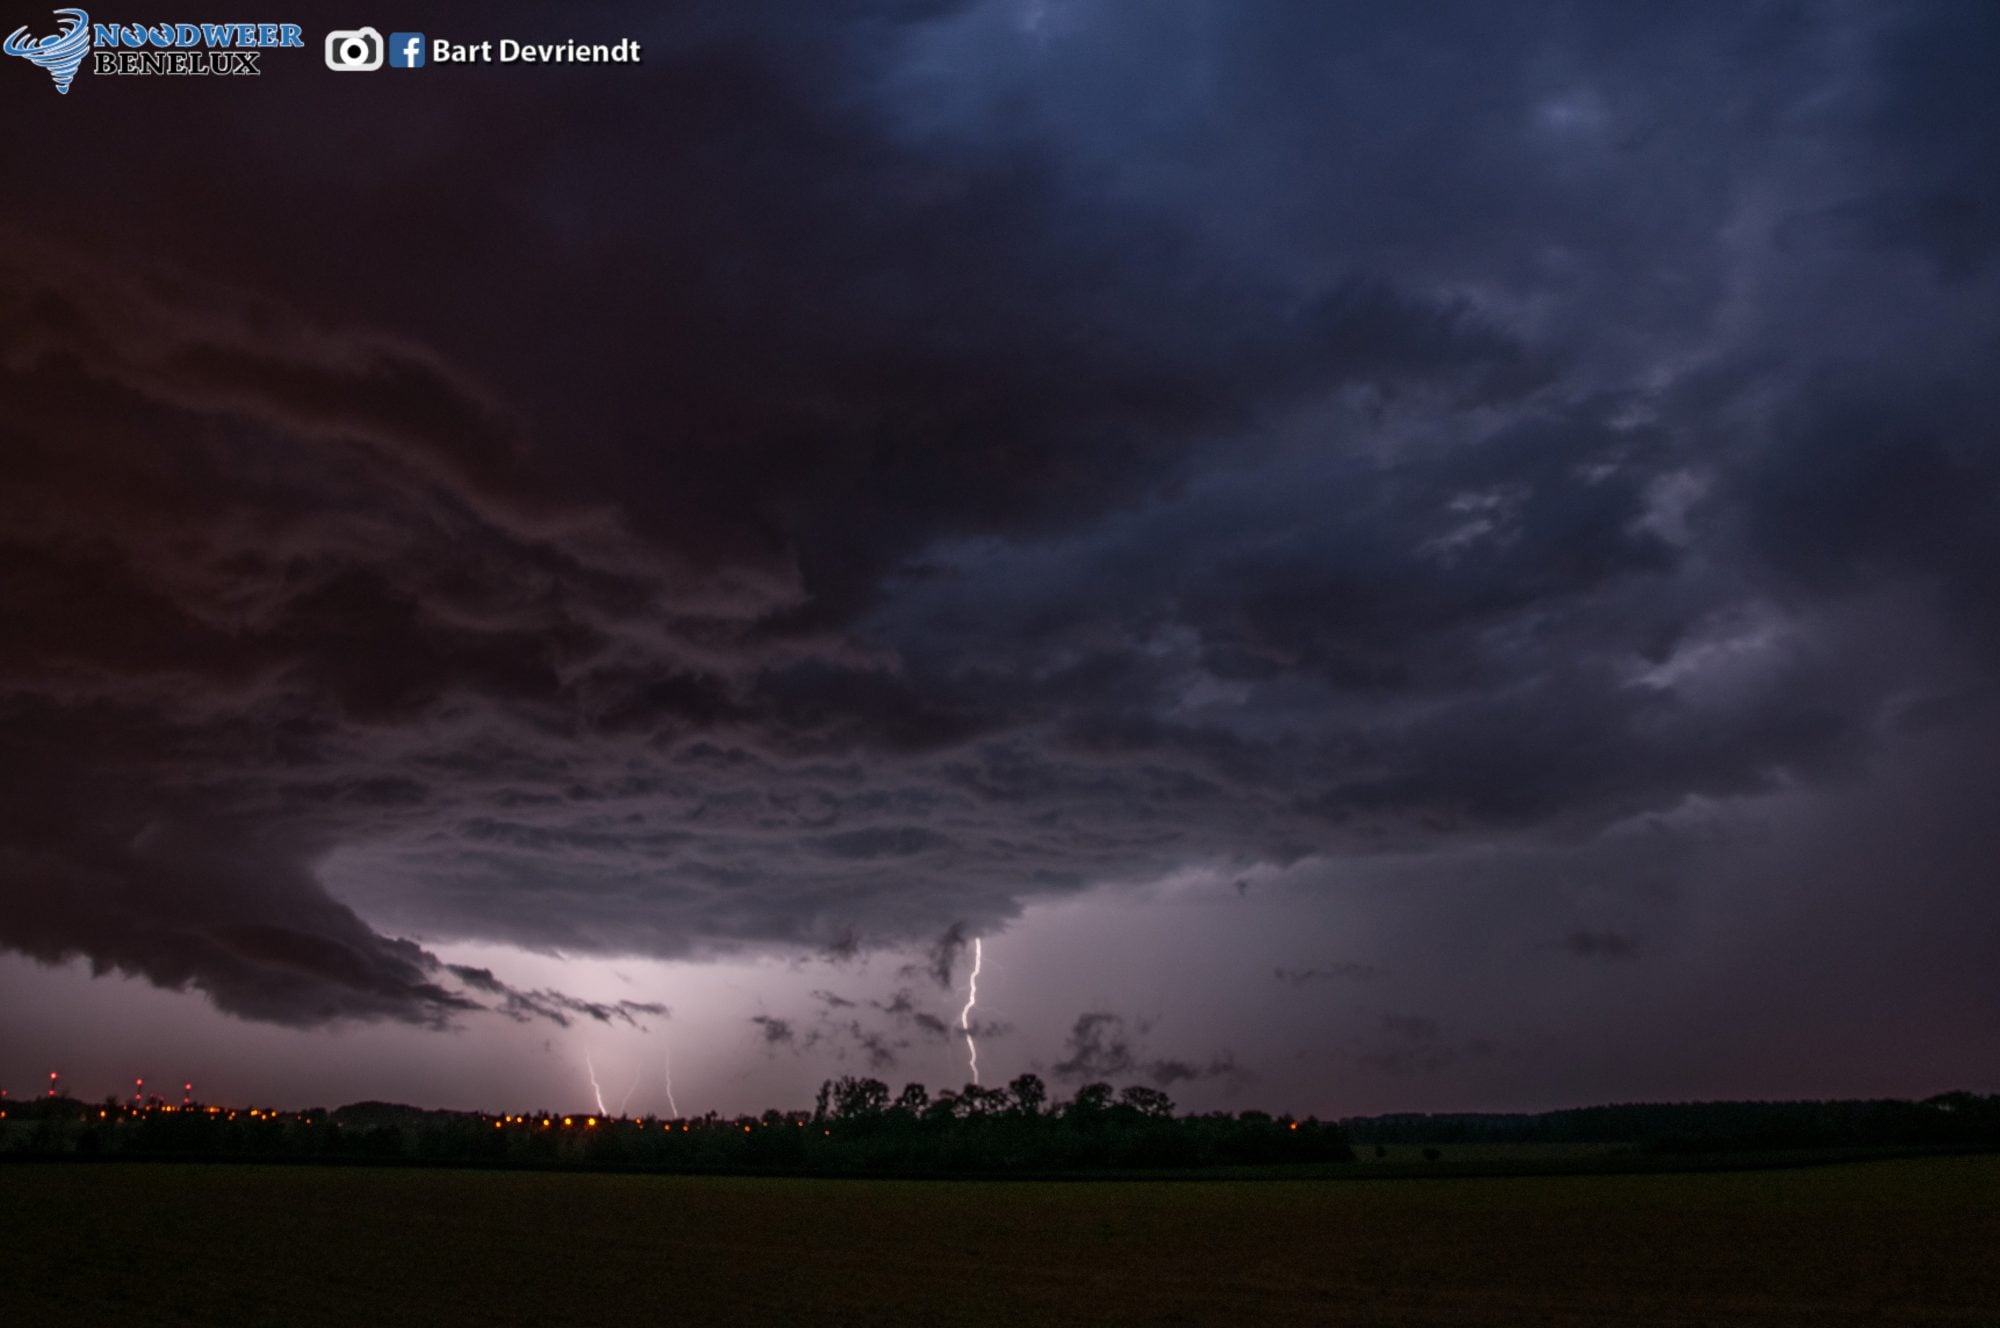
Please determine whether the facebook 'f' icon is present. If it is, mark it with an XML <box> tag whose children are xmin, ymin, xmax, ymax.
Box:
<box><xmin>388</xmin><ymin>32</ymin><xmax>425</xmax><ymax>68</ymax></box>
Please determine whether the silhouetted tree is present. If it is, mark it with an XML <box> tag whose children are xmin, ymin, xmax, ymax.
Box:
<box><xmin>1120</xmin><ymin>1086</ymin><xmax>1174</xmax><ymax>1119</ymax></box>
<box><xmin>829</xmin><ymin>1076</ymin><xmax>890</xmax><ymax>1121</ymax></box>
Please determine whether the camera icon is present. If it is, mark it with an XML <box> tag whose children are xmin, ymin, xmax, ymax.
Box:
<box><xmin>324</xmin><ymin>27</ymin><xmax>383</xmax><ymax>71</ymax></box>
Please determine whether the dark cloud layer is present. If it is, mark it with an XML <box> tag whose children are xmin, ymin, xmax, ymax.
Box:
<box><xmin>448</xmin><ymin>966</ymin><xmax>667</xmax><ymax>1030</ymax></box>
<box><xmin>1050</xmin><ymin>1012</ymin><xmax>1243</xmax><ymax>1090</ymax></box>
<box><xmin>1</xmin><ymin>0</ymin><xmax>1997</xmax><ymax>1099</ymax></box>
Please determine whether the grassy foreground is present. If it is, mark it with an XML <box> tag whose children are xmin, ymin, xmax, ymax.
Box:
<box><xmin>3</xmin><ymin>1157</ymin><xmax>1996</xmax><ymax>1325</ymax></box>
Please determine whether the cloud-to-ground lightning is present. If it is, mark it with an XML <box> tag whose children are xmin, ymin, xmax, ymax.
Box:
<box><xmin>619</xmin><ymin>1068</ymin><xmax>641</xmax><ymax>1118</ymax></box>
<box><xmin>584</xmin><ymin>1052</ymin><xmax>608</xmax><ymax>1116</ymax></box>
<box><xmin>960</xmin><ymin>937</ymin><xmax>983</xmax><ymax>1085</ymax></box>
<box><xmin>662</xmin><ymin>1046</ymin><xmax>681</xmax><ymax>1119</ymax></box>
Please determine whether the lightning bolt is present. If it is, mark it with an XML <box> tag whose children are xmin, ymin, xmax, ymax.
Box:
<box><xmin>662</xmin><ymin>1046</ymin><xmax>681</xmax><ymax>1119</ymax></box>
<box><xmin>584</xmin><ymin>1052</ymin><xmax>608</xmax><ymax>1117</ymax></box>
<box><xmin>959</xmin><ymin>936</ymin><xmax>983</xmax><ymax>1086</ymax></box>
<box><xmin>619</xmin><ymin>1068</ymin><xmax>641</xmax><ymax>1118</ymax></box>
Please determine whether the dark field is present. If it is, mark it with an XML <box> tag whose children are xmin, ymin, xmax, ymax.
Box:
<box><xmin>3</xmin><ymin>1157</ymin><xmax>1997</xmax><ymax>1326</ymax></box>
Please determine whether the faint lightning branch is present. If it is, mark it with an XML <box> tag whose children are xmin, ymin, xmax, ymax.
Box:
<box><xmin>584</xmin><ymin>1052</ymin><xmax>608</xmax><ymax>1116</ymax></box>
<box><xmin>619</xmin><ymin>1068</ymin><xmax>641</xmax><ymax>1118</ymax></box>
<box><xmin>662</xmin><ymin>1046</ymin><xmax>681</xmax><ymax>1119</ymax></box>
<box><xmin>960</xmin><ymin>936</ymin><xmax>983</xmax><ymax>1085</ymax></box>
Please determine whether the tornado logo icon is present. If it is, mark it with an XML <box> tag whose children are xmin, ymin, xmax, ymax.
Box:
<box><xmin>4</xmin><ymin>9</ymin><xmax>92</xmax><ymax>95</ymax></box>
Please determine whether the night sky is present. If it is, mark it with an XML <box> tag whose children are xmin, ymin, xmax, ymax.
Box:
<box><xmin>3</xmin><ymin>1</ymin><xmax>1997</xmax><ymax>1118</ymax></box>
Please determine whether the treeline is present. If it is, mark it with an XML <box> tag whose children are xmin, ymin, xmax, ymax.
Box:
<box><xmin>14</xmin><ymin>1087</ymin><xmax>1991</xmax><ymax>1172</ymax></box>
<box><xmin>794</xmin><ymin>1075</ymin><xmax>1351</xmax><ymax>1172</ymax></box>
<box><xmin>0</xmin><ymin>1075</ymin><xmax>1351</xmax><ymax>1175</ymax></box>
<box><xmin>1344</xmin><ymin>1092</ymin><xmax>2000</xmax><ymax>1153</ymax></box>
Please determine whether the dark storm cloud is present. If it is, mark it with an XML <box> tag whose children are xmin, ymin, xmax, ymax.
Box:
<box><xmin>819</xmin><ymin>927</ymin><xmax>865</xmax><ymax>964</ymax></box>
<box><xmin>1</xmin><ymin>0</ymin><xmax>1997</xmax><ymax>1072</ymax></box>
<box><xmin>449</xmin><ymin>966</ymin><xmax>669</xmax><ymax>1030</ymax></box>
<box><xmin>876</xmin><ymin>988</ymin><xmax>956</xmax><ymax>1040</ymax></box>
<box><xmin>1742</xmin><ymin>377</ymin><xmax>2000</xmax><ymax>664</ymax></box>
<box><xmin>1050</xmin><ymin>1013</ymin><xmax>1137</xmax><ymax>1081</ymax></box>
<box><xmin>1145</xmin><ymin>1054</ymin><xmax>1253</xmax><ymax>1091</ymax></box>
<box><xmin>1048</xmin><ymin>1012</ymin><xmax>1240</xmax><ymax>1088</ymax></box>
<box><xmin>750</xmin><ymin>1015</ymin><xmax>800</xmax><ymax>1048</ymax></box>
<box><xmin>1780</xmin><ymin>190</ymin><xmax>1999</xmax><ymax>284</ymax></box>
<box><xmin>749</xmin><ymin>992</ymin><xmax>960</xmax><ymax>1070</ymax></box>
<box><xmin>922</xmin><ymin>923</ymin><xmax>970</xmax><ymax>991</ymax></box>
<box><xmin>0</xmin><ymin>803</ymin><xmax>476</xmax><ymax>1028</ymax></box>
<box><xmin>846</xmin><ymin>1023</ymin><xmax>902</xmax><ymax>1073</ymax></box>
